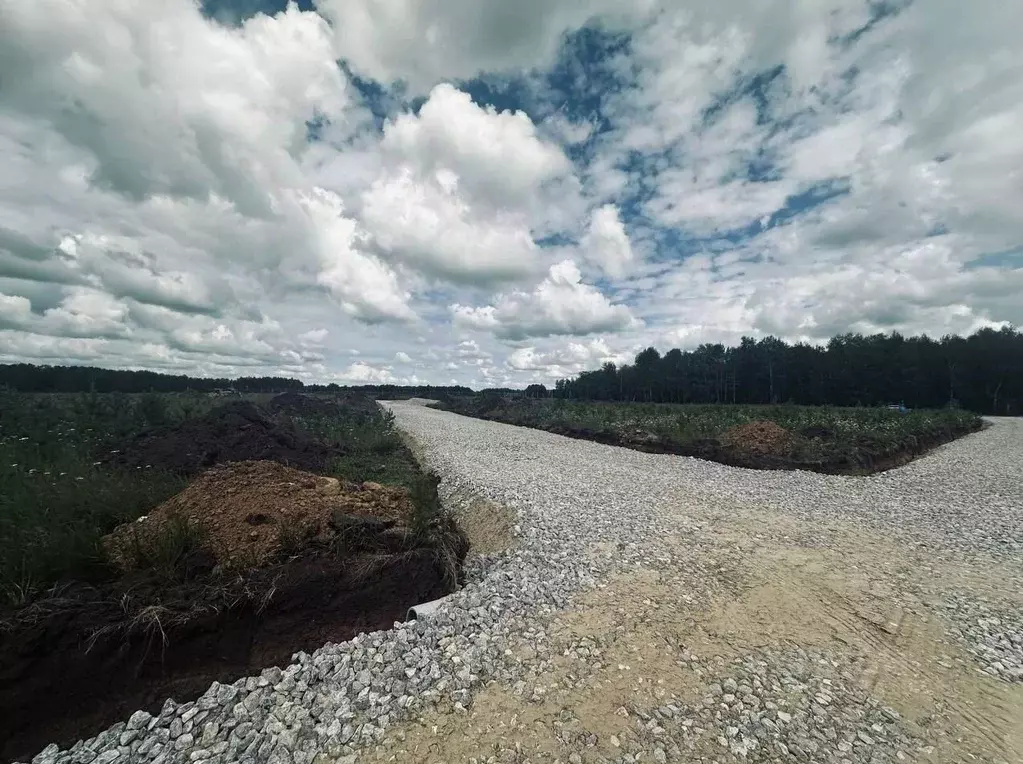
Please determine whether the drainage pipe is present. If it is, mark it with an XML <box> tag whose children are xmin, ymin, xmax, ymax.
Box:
<box><xmin>406</xmin><ymin>595</ymin><xmax>452</xmax><ymax>621</ymax></box>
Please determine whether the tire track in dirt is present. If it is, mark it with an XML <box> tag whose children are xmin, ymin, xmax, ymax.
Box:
<box><xmin>368</xmin><ymin>493</ymin><xmax>1023</xmax><ymax>763</ymax></box>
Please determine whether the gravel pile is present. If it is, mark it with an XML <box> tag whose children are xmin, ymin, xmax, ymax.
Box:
<box><xmin>24</xmin><ymin>406</ymin><xmax>1022</xmax><ymax>764</ymax></box>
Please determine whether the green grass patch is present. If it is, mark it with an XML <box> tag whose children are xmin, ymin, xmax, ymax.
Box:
<box><xmin>434</xmin><ymin>396</ymin><xmax>983</xmax><ymax>472</ymax></box>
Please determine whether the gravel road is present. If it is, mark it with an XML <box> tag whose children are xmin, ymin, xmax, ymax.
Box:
<box><xmin>26</xmin><ymin>406</ymin><xmax>1023</xmax><ymax>764</ymax></box>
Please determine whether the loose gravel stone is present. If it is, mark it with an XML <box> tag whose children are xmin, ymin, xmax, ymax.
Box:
<box><xmin>18</xmin><ymin>406</ymin><xmax>1022</xmax><ymax>764</ymax></box>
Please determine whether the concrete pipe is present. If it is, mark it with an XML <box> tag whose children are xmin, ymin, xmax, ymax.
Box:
<box><xmin>406</xmin><ymin>595</ymin><xmax>452</xmax><ymax>621</ymax></box>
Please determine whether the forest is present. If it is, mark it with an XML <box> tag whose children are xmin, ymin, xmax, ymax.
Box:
<box><xmin>0</xmin><ymin>363</ymin><xmax>470</xmax><ymax>400</ymax></box>
<box><xmin>545</xmin><ymin>327</ymin><xmax>1023</xmax><ymax>415</ymax></box>
<box><xmin>2</xmin><ymin>326</ymin><xmax>1021</xmax><ymax>415</ymax></box>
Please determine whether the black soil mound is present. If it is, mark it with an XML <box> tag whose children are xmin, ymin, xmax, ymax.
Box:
<box><xmin>266</xmin><ymin>392</ymin><xmax>341</xmax><ymax>418</ymax></box>
<box><xmin>105</xmin><ymin>402</ymin><xmax>337</xmax><ymax>477</ymax></box>
<box><xmin>0</xmin><ymin>521</ymin><xmax>468</xmax><ymax>763</ymax></box>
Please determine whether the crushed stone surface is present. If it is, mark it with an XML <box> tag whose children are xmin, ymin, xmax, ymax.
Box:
<box><xmin>26</xmin><ymin>408</ymin><xmax>1023</xmax><ymax>764</ymax></box>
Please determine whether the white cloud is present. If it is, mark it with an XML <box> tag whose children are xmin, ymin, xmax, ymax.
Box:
<box><xmin>506</xmin><ymin>338</ymin><xmax>631</xmax><ymax>378</ymax></box>
<box><xmin>360</xmin><ymin>168</ymin><xmax>538</xmax><ymax>284</ymax></box>
<box><xmin>455</xmin><ymin>340</ymin><xmax>490</xmax><ymax>360</ymax></box>
<box><xmin>380</xmin><ymin>85</ymin><xmax>573</xmax><ymax>210</ymax></box>
<box><xmin>42</xmin><ymin>288</ymin><xmax>132</xmax><ymax>339</ymax></box>
<box><xmin>0</xmin><ymin>292</ymin><xmax>33</xmax><ymax>328</ymax></box>
<box><xmin>452</xmin><ymin>260</ymin><xmax>639</xmax><ymax>340</ymax></box>
<box><xmin>316</xmin><ymin>0</ymin><xmax>649</xmax><ymax>93</ymax></box>
<box><xmin>357</xmin><ymin>83</ymin><xmax>586</xmax><ymax>285</ymax></box>
<box><xmin>0</xmin><ymin>0</ymin><xmax>350</xmax><ymax>214</ymax></box>
<box><xmin>298</xmin><ymin>328</ymin><xmax>328</xmax><ymax>345</ymax></box>
<box><xmin>301</xmin><ymin>188</ymin><xmax>415</xmax><ymax>322</ymax></box>
<box><xmin>334</xmin><ymin>361</ymin><xmax>395</xmax><ymax>384</ymax></box>
<box><xmin>579</xmin><ymin>205</ymin><xmax>635</xmax><ymax>278</ymax></box>
<box><xmin>394</xmin><ymin>351</ymin><xmax>412</xmax><ymax>363</ymax></box>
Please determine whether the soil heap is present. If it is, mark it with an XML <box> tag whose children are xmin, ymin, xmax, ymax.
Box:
<box><xmin>103</xmin><ymin>460</ymin><xmax>415</xmax><ymax>569</ymax></box>
<box><xmin>720</xmin><ymin>419</ymin><xmax>795</xmax><ymax>456</ymax></box>
<box><xmin>107</xmin><ymin>401</ymin><xmax>336</xmax><ymax>476</ymax></box>
<box><xmin>266</xmin><ymin>392</ymin><xmax>341</xmax><ymax>417</ymax></box>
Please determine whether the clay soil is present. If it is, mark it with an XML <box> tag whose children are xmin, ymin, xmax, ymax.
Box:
<box><xmin>0</xmin><ymin>461</ymin><xmax>468</xmax><ymax>763</ymax></box>
<box><xmin>104</xmin><ymin>401</ymin><xmax>339</xmax><ymax>477</ymax></box>
<box><xmin>103</xmin><ymin>460</ymin><xmax>416</xmax><ymax>570</ymax></box>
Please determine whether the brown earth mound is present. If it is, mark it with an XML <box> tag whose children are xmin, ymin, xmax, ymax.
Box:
<box><xmin>720</xmin><ymin>419</ymin><xmax>795</xmax><ymax>456</ymax></box>
<box><xmin>103</xmin><ymin>460</ymin><xmax>415</xmax><ymax>570</ymax></box>
<box><xmin>106</xmin><ymin>402</ymin><xmax>336</xmax><ymax>476</ymax></box>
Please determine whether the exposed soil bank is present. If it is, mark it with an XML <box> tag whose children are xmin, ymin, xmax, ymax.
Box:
<box><xmin>0</xmin><ymin>538</ymin><xmax>463</xmax><ymax>763</ymax></box>
<box><xmin>452</xmin><ymin>414</ymin><xmax>983</xmax><ymax>475</ymax></box>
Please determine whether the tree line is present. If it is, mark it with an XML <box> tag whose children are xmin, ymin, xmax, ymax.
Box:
<box><xmin>544</xmin><ymin>327</ymin><xmax>1022</xmax><ymax>415</ymax></box>
<box><xmin>0</xmin><ymin>363</ymin><xmax>471</xmax><ymax>399</ymax></box>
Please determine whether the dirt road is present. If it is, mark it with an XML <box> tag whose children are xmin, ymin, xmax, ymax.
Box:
<box><xmin>375</xmin><ymin>406</ymin><xmax>1023</xmax><ymax>764</ymax></box>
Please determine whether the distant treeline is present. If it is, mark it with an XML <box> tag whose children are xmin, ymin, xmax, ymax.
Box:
<box><xmin>541</xmin><ymin>327</ymin><xmax>1022</xmax><ymax>415</ymax></box>
<box><xmin>0</xmin><ymin>364</ymin><xmax>471</xmax><ymax>400</ymax></box>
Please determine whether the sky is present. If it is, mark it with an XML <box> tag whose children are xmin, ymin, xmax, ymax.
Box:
<box><xmin>1</xmin><ymin>0</ymin><xmax>1022</xmax><ymax>388</ymax></box>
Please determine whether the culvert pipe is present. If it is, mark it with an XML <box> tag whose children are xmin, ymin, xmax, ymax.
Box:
<box><xmin>406</xmin><ymin>595</ymin><xmax>452</xmax><ymax>621</ymax></box>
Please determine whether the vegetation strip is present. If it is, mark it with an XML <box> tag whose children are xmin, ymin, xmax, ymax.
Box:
<box><xmin>431</xmin><ymin>397</ymin><xmax>983</xmax><ymax>475</ymax></box>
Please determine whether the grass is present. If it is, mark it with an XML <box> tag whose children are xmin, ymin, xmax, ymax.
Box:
<box><xmin>0</xmin><ymin>393</ymin><xmax>197</xmax><ymax>604</ymax></box>
<box><xmin>117</xmin><ymin>514</ymin><xmax>207</xmax><ymax>582</ymax></box>
<box><xmin>287</xmin><ymin>402</ymin><xmax>427</xmax><ymax>489</ymax></box>
<box><xmin>434</xmin><ymin>397</ymin><xmax>984</xmax><ymax>471</ymax></box>
<box><xmin>284</xmin><ymin>402</ymin><xmax>450</xmax><ymax>561</ymax></box>
<box><xmin>0</xmin><ymin>391</ymin><xmax>447</xmax><ymax>606</ymax></box>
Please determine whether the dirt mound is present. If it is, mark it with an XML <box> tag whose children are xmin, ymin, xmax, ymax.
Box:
<box><xmin>107</xmin><ymin>401</ymin><xmax>336</xmax><ymax>476</ymax></box>
<box><xmin>266</xmin><ymin>392</ymin><xmax>340</xmax><ymax>417</ymax></box>
<box><xmin>720</xmin><ymin>419</ymin><xmax>795</xmax><ymax>456</ymax></box>
<box><xmin>103</xmin><ymin>460</ymin><xmax>415</xmax><ymax>570</ymax></box>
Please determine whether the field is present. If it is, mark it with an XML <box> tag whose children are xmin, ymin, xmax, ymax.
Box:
<box><xmin>432</xmin><ymin>397</ymin><xmax>984</xmax><ymax>474</ymax></box>
<box><xmin>0</xmin><ymin>391</ymin><xmax>464</xmax><ymax>761</ymax></box>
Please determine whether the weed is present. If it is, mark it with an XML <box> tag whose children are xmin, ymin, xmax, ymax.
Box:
<box><xmin>119</xmin><ymin>514</ymin><xmax>206</xmax><ymax>581</ymax></box>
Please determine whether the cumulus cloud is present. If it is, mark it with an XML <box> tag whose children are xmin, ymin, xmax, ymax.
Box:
<box><xmin>506</xmin><ymin>338</ymin><xmax>631</xmax><ymax>378</ymax></box>
<box><xmin>579</xmin><ymin>205</ymin><xmax>635</xmax><ymax>278</ymax></box>
<box><xmin>301</xmin><ymin>189</ymin><xmax>415</xmax><ymax>322</ymax></box>
<box><xmin>380</xmin><ymin>85</ymin><xmax>573</xmax><ymax>210</ymax></box>
<box><xmin>360</xmin><ymin>168</ymin><xmax>538</xmax><ymax>284</ymax></box>
<box><xmin>316</xmin><ymin>0</ymin><xmax>649</xmax><ymax>92</ymax></box>
<box><xmin>452</xmin><ymin>260</ymin><xmax>639</xmax><ymax>341</ymax></box>
<box><xmin>0</xmin><ymin>0</ymin><xmax>350</xmax><ymax>214</ymax></box>
<box><xmin>0</xmin><ymin>292</ymin><xmax>33</xmax><ymax>329</ymax></box>
<box><xmin>357</xmin><ymin>83</ymin><xmax>584</xmax><ymax>284</ymax></box>
<box><xmin>334</xmin><ymin>361</ymin><xmax>396</xmax><ymax>384</ymax></box>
